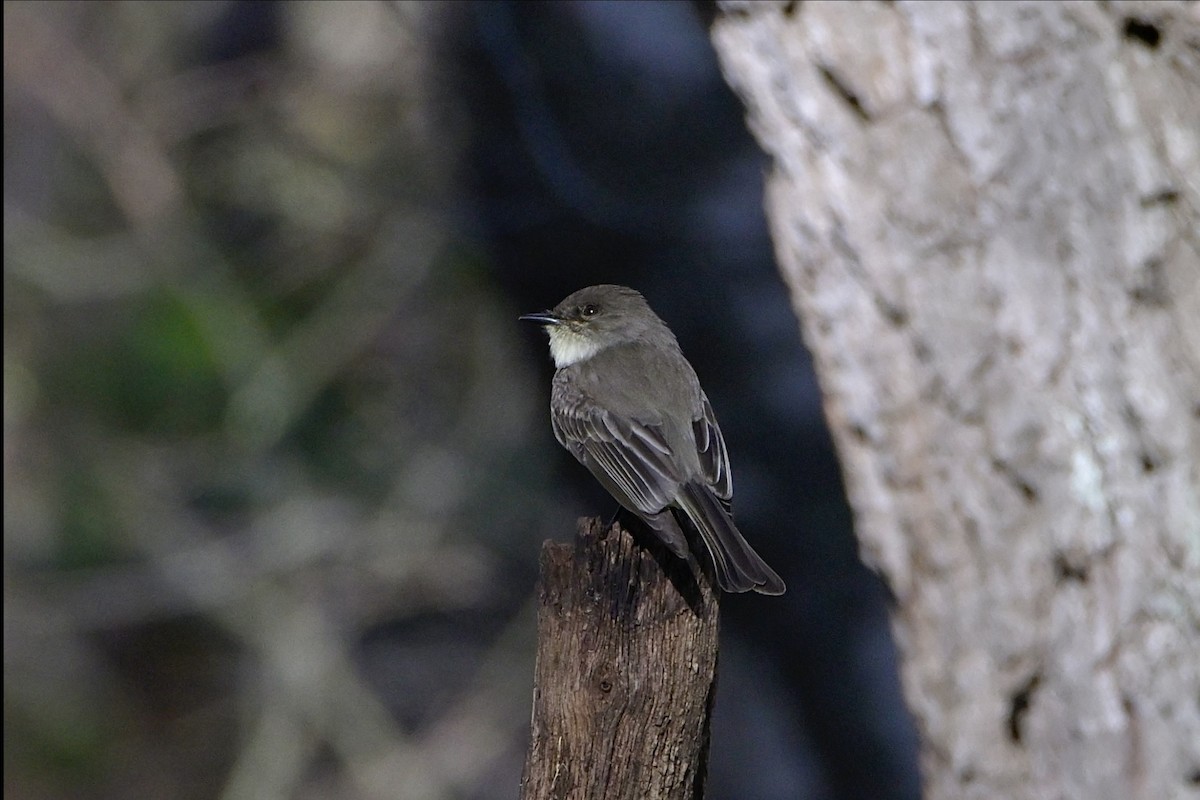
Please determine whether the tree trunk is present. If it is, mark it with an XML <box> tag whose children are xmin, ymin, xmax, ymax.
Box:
<box><xmin>520</xmin><ymin>518</ymin><xmax>719</xmax><ymax>800</ymax></box>
<box><xmin>711</xmin><ymin>2</ymin><xmax>1200</xmax><ymax>799</ymax></box>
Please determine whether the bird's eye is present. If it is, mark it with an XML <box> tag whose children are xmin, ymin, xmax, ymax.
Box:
<box><xmin>581</xmin><ymin>304</ymin><xmax>599</xmax><ymax>317</ymax></box>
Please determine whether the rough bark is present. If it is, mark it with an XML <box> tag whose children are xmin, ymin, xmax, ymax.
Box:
<box><xmin>711</xmin><ymin>2</ymin><xmax>1200</xmax><ymax>800</ymax></box>
<box><xmin>520</xmin><ymin>518</ymin><xmax>719</xmax><ymax>800</ymax></box>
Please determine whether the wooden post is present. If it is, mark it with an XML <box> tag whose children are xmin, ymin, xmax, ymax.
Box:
<box><xmin>520</xmin><ymin>517</ymin><xmax>720</xmax><ymax>800</ymax></box>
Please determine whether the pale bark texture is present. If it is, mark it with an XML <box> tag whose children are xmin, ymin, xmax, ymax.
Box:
<box><xmin>712</xmin><ymin>2</ymin><xmax>1200</xmax><ymax>800</ymax></box>
<box><xmin>520</xmin><ymin>518</ymin><xmax>719</xmax><ymax>800</ymax></box>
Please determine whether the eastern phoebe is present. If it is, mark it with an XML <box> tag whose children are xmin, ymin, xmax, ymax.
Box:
<box><xmin>522</xmin><ymin>285</ymin><xmax>785</xmax><ymax>595</ymax></box>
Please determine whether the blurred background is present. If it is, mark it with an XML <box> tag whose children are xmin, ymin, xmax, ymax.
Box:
<box><xmin>4</xmin><ymin>2</ymin><xmax>919</xmax><ymax>799</ymax></box>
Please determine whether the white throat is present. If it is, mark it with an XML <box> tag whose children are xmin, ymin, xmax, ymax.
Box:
<box><xmin>546</xmin><ymin>326</ymin><xmax>605</xmax><ymax>368</ymax></box>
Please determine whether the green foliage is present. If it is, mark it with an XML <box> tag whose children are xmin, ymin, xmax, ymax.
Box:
<box><xmin>58</xmin><ymin>292</ymin><xmax>228</xmax><ymax>436</ymax></box>
<box><xmin>54</xmin><ymin>464</ymin><xmax>125</xmax><ymax>571</ymax></box>
<box><xmin>5</xmin><ymin>687</ymin><xmax>115</xmax><ymax>789</ymax></box>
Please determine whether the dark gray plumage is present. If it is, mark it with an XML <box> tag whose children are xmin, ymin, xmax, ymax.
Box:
<box><xmin>522</xmin><ymin>284</ymin><xmax>785</xmax><ymax>595</ymax></box>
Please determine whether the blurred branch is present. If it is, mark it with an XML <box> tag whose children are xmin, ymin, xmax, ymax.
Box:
<box><xmin>4</xmin><ymin>4</ymin><xmax>183</xmax><ymax>230</ymax></box>
<box><xmin>226</xmin><ymin>210</ymin><xmax>445</xmax><ymax>452</ymax></box>
<box><xmin>4</xmin><ymin>4</ymin><xmax>539</xmax><ymax>800</ymax></box>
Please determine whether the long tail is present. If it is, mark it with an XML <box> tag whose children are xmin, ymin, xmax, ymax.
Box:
<box><xmin>676</xmin><ymin>482</ymin><xmax>785</xmax><ymax>595</ymax></box>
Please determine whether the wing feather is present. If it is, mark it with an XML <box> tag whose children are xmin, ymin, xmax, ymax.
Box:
<box><xmin>552</xmin><ymin>396</ymin><xmax>681</xmax><ymax>516</ymax></box>
<box><xmin>694</xmin><ymin>393</ymin><xmax>732</xmax><ymax>502</ymax></box>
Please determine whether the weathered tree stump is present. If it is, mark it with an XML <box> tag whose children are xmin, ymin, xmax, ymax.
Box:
<box><xmin>520</xmin><ymin>517</ymin><xmax>720</xmax><ymax>800</ymax></box>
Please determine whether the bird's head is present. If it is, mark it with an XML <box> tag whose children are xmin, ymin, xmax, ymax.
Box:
<box><xmin>521</xmin><ymin>284</ymin><xmax>666</xmax><ymax>368</ymax></box>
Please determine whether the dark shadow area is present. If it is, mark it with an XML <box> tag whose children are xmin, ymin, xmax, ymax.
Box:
<box><xmin>438</xmin><ymin>2</ymin><xmax>921</xmax><ymax>798</ymax></box>
<box><xmin>613</xmin><ymin>512</ymin><xmax>712</xmax><ymax>617</ymax></box>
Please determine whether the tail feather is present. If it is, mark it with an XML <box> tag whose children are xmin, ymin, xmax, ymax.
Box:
<box><xmin>640</xmin><ymin>510</ymin><xmax>690</xmax><ymax>560</ymax></box>
<box><xmin>677</xmin><ymin>482</ymin><xmax>786</xmax><ymax>595</ymax></box>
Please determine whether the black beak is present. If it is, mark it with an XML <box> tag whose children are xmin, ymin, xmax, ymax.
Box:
<box><xmin>519</xmin><ymin>310</ymin><xmax>562</xmax><ymax>325</ymax></box>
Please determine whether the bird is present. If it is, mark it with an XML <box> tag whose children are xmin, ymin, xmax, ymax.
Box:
<box><xmin>522</xmin><ymin>284</ymin><xmax>785</xmax><ymax>595</ymax></box>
